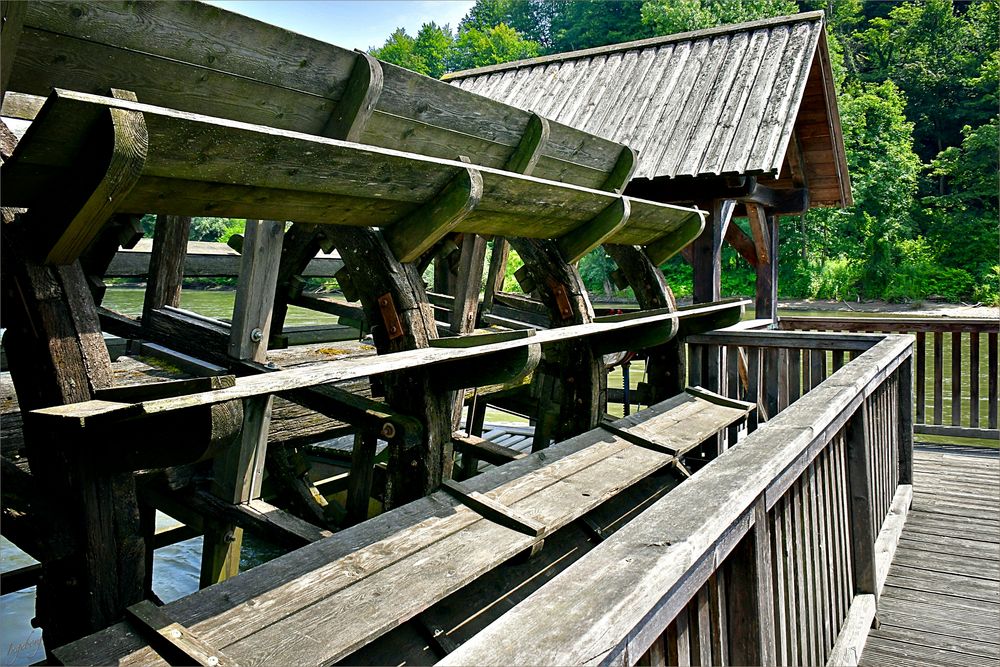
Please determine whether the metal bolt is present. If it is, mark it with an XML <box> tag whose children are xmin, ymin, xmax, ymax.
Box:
<box><xmin>250</xmin><ymin>328</ymin><xmax>263</xmax><ymax>342</ymax></box>
<box><xmin>170</xmin><ymin>629</ymin><xmax>183</xmax><ymax>639</ymax></box>
<box><xmin>380</xmin><ymin>422</ymin><xmax>397</xmax><ymax>439</ymax></box>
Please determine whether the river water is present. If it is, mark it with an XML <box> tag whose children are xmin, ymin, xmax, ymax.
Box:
<box><xmin>0</xmin><ymin>288</ymin><xmax>992</xmax><ymax>663</ymax></box>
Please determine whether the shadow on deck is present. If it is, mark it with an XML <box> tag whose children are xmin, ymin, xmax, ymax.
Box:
<box><xmin>861</xmin><ymin>443</ymin><xmax>1000</xmax><ymax>667</ymax></box>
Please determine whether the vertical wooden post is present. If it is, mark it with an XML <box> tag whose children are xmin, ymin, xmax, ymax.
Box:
<box><xmin>897</xmin><ymin>357</ymin><xmax>914</xmax><ymax>486</ymax></box>
<box><xmin>345</xmin><ymin>431</ymin><xmax>378</xmax><ymax>525</ymax></box>
<box><xmin>692</xmin><ymin>200</ymin><xmax>733</xmax><ymax>303</ymax></box>
<box><xmin>449</xmin><ymin>234</ymin><xmax>487</xmax><ymax>334</ymax></box>
<box><xmin>268</xmin><ymin>222</ymin><xmax>324</xmax><ymax>343</ymax></box>
<box><xmin>726</xmin><ymin>497</ymin><xmax>777</xmax><ymax>666</ymax></box>
<box><xmin>142</xmin><ymin>214</ymin><xmax>191</xmax><ymax>323</ymax></box>
<box><xmin>1</xmin><ymin>226</ymin><xmax>144</xmax><ymax>651</ymax></box>
<box><xmin>202</xmin><ymin>220</ymin><xmax>284</xmax><ymax>586</ymax></box>
<box><xmin>755</xmin><ymin>213</ymin><xmax>779</xmax><ymax>321</ymax></box>
<box><xmin>845</xmin><ymin>403</ymin><xmax>877</xmax><ymax>598</ymax></box>
<box><xmin>481</xmin><ymin>238</ymin><xmax>509</xmax><ymax>315</ymax></box>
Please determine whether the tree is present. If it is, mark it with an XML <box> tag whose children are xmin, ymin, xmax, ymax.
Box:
<box><xmin>640</xmin><ymin>0</ymin><xmax>799</xmax><ymax>35</ymax></box>
<box><xmin>448</xmin><ymin>23</ymin><xmax>540</xmax><ymax>72</ymax></box>
<box><xmin>371</xmin><ymin>28</ymin><xmax>428</xmax><ymax>75</ymax></box>
<box><xmin>414</xmin><ymin>23</ymin><xmax>454</xmax><ymax>79</ymax></box>
<box><xmin>549</xmin><ymin>0</ymin><xmax>652</xmax><ymax>52</ymax></box>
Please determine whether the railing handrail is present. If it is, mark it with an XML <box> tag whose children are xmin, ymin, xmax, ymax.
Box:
<box><xmin>780</xmin><ymin>315</ymin><xmax>999</xmax><ymax>333</ymax></box>
<box><xmin>687</xmin><ymin>329</ymin><xmax>887</xmax><ymax>351</ymax></box>
<box><xmin>439</xmin><ymin>333</ymin><xmax>913</xmax><ymax>666</ymax></box>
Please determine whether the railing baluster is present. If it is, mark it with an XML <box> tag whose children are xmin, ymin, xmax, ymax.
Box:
<box><xmin>789</xmin><ymin>347</ymin><xmax>801</xmax><ymax>405</ymax></box>
<box><xmin>765</xmin><ymin>348</ymin><xmax>780</xmax><ymax>420</ymax></box>
<box><xmin>832</xmin><ymin>349</ymin><xmax>844</xmax><ymax>373</ymax></box>
<box><xmin>688</xmin><ymin>343</ymin><xmax>703</xmax><ymax>389</ymax></box>
<box><xmin>989</xmin><ymin>332</ymin><xmax>998</xmax><ymax>430</ymax></box>
<box><xmin>933</xmin><ymin>332</ymin><xmax>943</xmax><ymax>425</ymax></box>
<box><xmin>727</xmin><ymin>345</ymin><xmax>740</xmax><ymax>449</ymax></box>
<box><xmin>810</xmin><ymin>349</ymin><xmax>823</xmax><ymax>390</ymax></box>
<box><xmin>915</xmin><ymin>331</ymin><xmax>925</xmax><ymax>425</ymax></box>
<box><xmin>846</xmin><ymin>402</ymin><xmax>877</xmax><ymax>599</ymax></box>
<box><xmin>725</xmin><ymin>497</ymin><xmax>776</xmax><ymax>666</ymax></box>
<box><xmin>771</xmin><ymin>498</ymin><xmax>789</xmax><ymax>666</ymax></box>
<box><xmin>951</xmin><ymin>331</ymin><xmax>962</xmax><ymax>426</ymax></box>
<box><xmin>970</xmin><ymin>332</ymin><xmax>980</xmax><ymax>429</ymax></box>
<box><xmin>747</xmin><ymin>348</ymin><xmax>760</xmax><ymax>432</ymax></box>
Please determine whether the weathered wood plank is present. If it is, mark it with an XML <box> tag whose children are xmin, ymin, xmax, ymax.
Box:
<box><xmin>141</xmin><ymin>215</ymin><xmax>191</xmax><ymax>323</ymax></box>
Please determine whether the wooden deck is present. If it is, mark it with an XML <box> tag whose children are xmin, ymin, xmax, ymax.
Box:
<box><xmin>860</xmin><ymin>443</ymin><xmax>1000</xmax><ymax>667</ymax></box>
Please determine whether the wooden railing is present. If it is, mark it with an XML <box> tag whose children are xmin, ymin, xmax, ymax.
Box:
<box><xmin>441</xmin><ymin>331</ymin><xmax>914</xmax><ymax>667</ymax></box>
<box><xmin>780</xmin><ymin>316</ymin><xmax>998</xmax><ymax>441</ymax></box>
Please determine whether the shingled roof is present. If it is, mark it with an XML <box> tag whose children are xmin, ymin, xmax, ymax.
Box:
<box><xmin>445</xmin><ymin>12</ymin><xmax>851</xmax><ymax>207</ymax></box>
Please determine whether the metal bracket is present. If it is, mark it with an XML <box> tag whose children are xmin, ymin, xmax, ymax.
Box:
<box><xmin>546</xmin><ymin>277</ymin><xmax>574</xmax><ymax>321</ymax></box>
<box><xmin>377</xmin><ymin>292</ymin><xmax>404</xmax><ymax>340</ymax></box>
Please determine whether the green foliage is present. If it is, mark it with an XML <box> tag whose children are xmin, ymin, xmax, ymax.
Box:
<box><xmin>503</xmin><ymin>249</ymin><xmax>525</xmax><ymax>293</ymax></box>
<box><xmin>371</xmin><ymin>28</ymin><xmax>428</xmax><ymax>74</ymax></box>
<box><xmin>882</xmin><ymin>236</ymin><xmax>975</xmax><ymax>302</ymax></box>
<box><xmin>448</xmin><ymin>23</ymin><xmax>540</xmax><ymax>71</ymax></box>
<box><xmin>640</xmin><ymin>0</ymin><xmax>799</xmax><ymax>35</ymax></box>
<box><xmin>578</xmin><ymin>248</ymin><xmax>617</xmax><ymax>297</ymax></box>
<box><xmin>549</xmin><ymin>1</ymin><xmax>652</xmax><ymax>52</ymax></box>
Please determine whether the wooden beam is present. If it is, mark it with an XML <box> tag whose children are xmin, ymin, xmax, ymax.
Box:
<box><xmin>644</xmin><ymin>209</ymin><xmax>705</xmax><ymax>267</ymax></box>
<box><xmin>755</xmin><ymin>213</ymin><xmax>778</xmax><ymax>321</ymax></box>
<box><xmin>125</xmin><ymin>600</ymin><xmax>238</xmax><ymax>667</ymax></box>
<box><xmin>725</xmin><ymin>222</ymin><xmax>758</xmax><ymax>268</ymax></box>
<box><xmin>0</xmin><ymin>0</ymin><xmax>26</xmax><ymax>103</ymax></box>
<box><xmin>627</xmin><ymin>174</ymin><xmax>808</xmax><ymax>214</ymax></box>
<box><xmin>480</xmin><ymin>238</ymin><xmax>509</xmax><ymax>315</ymax></box>
<box><xmin>845</xmin><ymin>403</ymin><xmax>877</xmax><ymax>598</ymax></box>
<box><xmin>142</xmin><ymin>215</ymin><xmax>191</xmax><ymax>324</ymax></box>
<box><xmin>600</xmin><ymin>146</ymin><xmax>639</xmax><ymax>194</ymax></box>
<box><xmin>440</xmin><ymin>479</ymin><xmax>546</xmax><ymax>538</ymax></box>
<box><xmin>451</xmin><ymin>434</ymin><xmax>525</xmax><ymax>466</ymax></box>
<box><xmin>691</xmin><ymin>200</ymin><xmax>734</xmax><ymax>304</ymax></box>
<box><xmin>41</xmin><ymin>88</ymin><xmax>147</xmax><ymax>265</ymax></box>
<box><xmin>228</xmin><ymin>220</ymin><xmax>284</xmax><ymax>363</ymax></box>
<box><xmin>321</xmin><ymin>51</ymin><xmax>383</xmax><ymax>142</ymax></box>
<box><xmin>557</xmin><ymin>197</ymin><xmax>630</xmax><ymax>264</ymax></box>
<box><xmin>449</xmin><ymin>234</ymin><xmax>488</xmax><ymax>334</ymax></box>
<box><xmin>746</xmin><ymin>203</ymin><xmax>771</xmax><ymax>265</ymax></box>
<box><xmin>504</xmin><ymin>112</ymin><xmax>549</xmax><ymax>176</ymax></box>
<box><xmin>383</xmin><ymin>166</ymin><xmax>483</xmax><ymax>264</ymax></box>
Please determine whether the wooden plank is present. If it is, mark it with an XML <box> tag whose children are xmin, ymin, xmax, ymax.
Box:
<box><xmin>600</xmin><ymin>146</ymin><xmax>638</xmax><ymax>193</ymax></box>
<box><xmin>779</xmin><ymin>316</ymin><xmax>1000</xmax><ymax>334</ymax></box>
<box><xmin>827</xmin><ymin>593</ymin><xmax>876</xmax><ymax>667</ymax></box>
<box><xmin>441</xmin><ymin>479</ymin><xmax>546</xmax><ymax>538</ymax></box>
<box><xmin>451</xmin><ymin>434</ymin><xmax>525</xmax><ymax>466</ymax></box>
<box><xmin>345</xmin><ymin>431</ymin><xmax>378</xmax><ymax>526</ymax></box>
<box><xmin>321</xmin><ymin>51</ymin><xmax>382</xmax><ymax>142</ymax></box>
<box><xmin>106</xmin><ymin>240</ymin><xmax>344</xmax><ymax>278</ymax></box>
<box><xmin>872</xmin><ymin>623</ymin><xmax>1000</xmax><ymax>659</ymax></box>
<box><xmin>384</xmin><ymin>166</ymin><xmax>483</xmax><ymax>264</ymax></box>
<box><xmin>449</xmin><ymin>234</ymin><xmax>488</xmax><ymax>334</ymax></box>
<box><xmin>126</xmin><ymin>600</ymin><xmax>238</xmax><ymax>667</ymax></box>
<box><xmin>0</xmin><ymin>0</ymin><xmax>26</xmax><ymax>102</ymax></box>
<box><xmin>557</xmin><ymin>197</ymin><xmax>630</xmax><ymax>264</ymax></box>
<box><xmin>228</xmin><ymin>220</ymin><xmax>284</xmax><ymax>363</ymax></box>
<box><xmin>861</xmin><ymin>637</ymin><xmax>999</xmax><ymax>667</ymax></box>
<box><xmin>951</xmin><ymin>331</ymin><xmax>962</xmax><ymax>426</ymax></box>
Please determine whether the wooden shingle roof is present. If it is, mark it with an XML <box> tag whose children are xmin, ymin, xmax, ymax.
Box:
<box><xmin>445</xmin><ymin>12</ymin><xmax>851</xmax><ymax>207</ymax></box>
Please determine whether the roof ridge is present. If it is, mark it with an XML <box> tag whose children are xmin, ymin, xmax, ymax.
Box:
<box><xmin>443</xmin><ymin>10</ymin><xmax>825</xmax><ymax>81</ymax></box>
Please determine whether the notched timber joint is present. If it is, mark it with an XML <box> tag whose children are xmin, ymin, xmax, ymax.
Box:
<box><xmin>556</xmin><ymin>197</ymin><xmax>630</xmax><ymax>264</ymax></box>
<box><xmin>440</xmin><ymin>479</ymin><xmax>546</xmax><ymax>539</ymax></box>
<box><xmin>505</xmin><ymin>112</ymin><xmax>550</xmax><ymax>176</ymax></box>
<box><xmin>598</xmin><ymin>422</ymin><xmax>677</xmax><ymax>457</ymax></box>
<box><xmin>323</xmin><ymin>50</ymin><xmax>384</xmax><ymax>142</ymax></box>
<box><xmin>125</xmin><ymin>600</ymin><xmax>238</xmax><ymax>667</ymax></box>
<box><xmin>643</xmin><ymin>208</ymin><xmax>706</xmax><ymax>267</ymax></box>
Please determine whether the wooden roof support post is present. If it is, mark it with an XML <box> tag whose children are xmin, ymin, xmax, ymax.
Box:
<box><xmin>0</xmin><ymin>223</ymin><xmax>144</xmax><ymax>652</ymax></box>
<box><xmin>754</xmin><ymin>210</ymin><xmax>779</xmax><ymax>322</ymax></box>
<box><xmin>692</xmin><ymin>199</ymin><xmax>735</xmax><ymax>303</ymax></box>
<box><xmin>203</xmin><ymin>219</ymin><xmax>284</xmax><ymax>587</ymax></box>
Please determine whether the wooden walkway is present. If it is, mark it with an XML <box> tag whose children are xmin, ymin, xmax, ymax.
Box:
<box><xmin>860</xmin><ymin>443</ymin><xmax>1000</xmax><ymax>667</ymax></box>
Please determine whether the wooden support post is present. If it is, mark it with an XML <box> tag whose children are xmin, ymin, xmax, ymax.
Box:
<box><xmin>481</xmin><ymin>238</ymin><xmax>509</xmax><ymax>315</ymax></box>
<box><xmin>449</xmin><ymin>234</ymin><xmax>488</xmax><ymax>334</ymax></box>
<box><xmin>268</xmin><ymin>222</ymin><xmax>324</xmax><ymax>344</ymax></box>
<box><xmin>726</xmin><ymin>497</ymin><xmax>777</xmax><ymax>666</ymax></box>
<box><xmin>142</xmin><ymin>215</ymin><xmax>191</xmax><ymax>324</ymax></box>
<box><xmin>0</xmin><ymin>0</ymin><xmax>26</xmax><ymax>103</ymax></box>
<box><xmin>203</xmin><ymin>219</ymin><xmax>284</xmax><ymax>586</ymax></box>
<box><xmin>345</xmin><ymin>431</ymin><xmax>379</xmax><ymax>525</ymax></box>
<box><xmin>692</xmin><ymin>200</ymin><xmax>734</xmax><ymax>303</ymax></box>
<box><xmin>755</xmin><ymin>212</ymin><xmax>779</xmax><ymax>321</ymax></box>
<box><xmin>897</xmin><ymin>357</ymin><xmax>914</xmax><ymax>486</ymax></box>
<box><xmin>1</xmin><ymin>225</ymin><xmax>144</xmax><ymax>651</ymax></box>
<box><xmin>846</xmin><ymin>403</ymin><xmax>878</xmax><ymax>599</ymax></box>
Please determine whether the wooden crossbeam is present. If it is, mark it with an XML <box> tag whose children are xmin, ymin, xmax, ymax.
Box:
<box><xmin>505</xmin><ymin>112</ymin><xmax>549</xmax><ymax>176</ymax></box>
<box><xmin>644</xmin><ymin>210</ymin><xmax>707</xmax><ymax>267</ymax></box>
<box><xmin>126</xmin><ymin>600</ymin><xmax>239</xmax><ymax>667</ymax></box>
<box><xmin>557</xmin><ymin>198</ymin><xmax>630</xmax><ymax>264</ymax></box>
<box><xmin>746</xmin><ymin>202</ymin><xmax>771</xmax><ymax>265</ymax></box>
<box><xmin>440</xmin><ymin>479</ymin><xmax>546</xmax><ymax>537</ymax></box>
<box><xmin>598</xmin><ymin>422</ymin><xmax>677</xmax><ymax>456</ymax></box>
<box><xmin>383</xmin><ymin>166</ymin><xmax>483</xmax><ymax>263</ymax></box>
<box><xmin>452</xmin><ymin>433</ymin><xmax>526</xmax><ymax>466</ymax></box>
<box><xmin>725</xmin><ymin>221</ymin><xmax>759</xmax><ymax>267</ymax></box>
<box><xmin>322</xmin><ymin>51</ymin><xmax>383</xmax><ymax>142</ymax></box>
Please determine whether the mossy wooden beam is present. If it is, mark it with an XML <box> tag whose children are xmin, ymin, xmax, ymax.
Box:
<box><xmin>44</xmin><ymin>88</ymin><xmax>147</xmax><ymax>265</ymax></box>
<box><xmin>505</xmin><ymin>112</ymin><xmax>549</xmax><ymax>176</ymax></box>
<box><xmin>322</xmin><ymin>51</ymin><xmax>383</xmax><ymax>142</ymax></box>
<box><xmin>557</xmin><ymin>197</ymin><xmax>630</xmax><ymax>264</ymax></box>
<box><xmin>600</xmin><ymin>146</ymin><xmax>638</xmax><ymax>194</ymax></box>
<box><xmin>383</xmin><ymin>166</ymin><xmax>483</xmax><ymax>263</ymax></box>
<box><xmin>643</xmin><ymin>209</ymin><xmax>706</xmax><ymax>267</ymax></box>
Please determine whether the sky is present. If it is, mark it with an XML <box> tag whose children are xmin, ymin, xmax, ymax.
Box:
<box><xmin>209</xmin><ymin>1</ymin><xmax>476</xmax><ymax>52</ymax></box>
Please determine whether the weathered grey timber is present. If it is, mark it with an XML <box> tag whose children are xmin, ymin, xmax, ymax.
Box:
<box><xmin>1</xmin><ymin>89</ymin><xmax>701</xmax><ymax>265</ymax></box>
<box><xmin>53</xmin><ymin>389</ymin><xmax>753</xmax><ymax>666</ymax></box>
<box><xmin>445</xmin><ymin>11</ymin><xmax>850</xmax><ymax>208</ymax></box>
<box><xmin>5</xmin><ymin>0</ymin><xmax>630</xmax><ymax>188</ymax></box>
<box><xmin>105</xmin><ymin>239</ymin><xmax>344</xmax><ymax>278</ymax></box>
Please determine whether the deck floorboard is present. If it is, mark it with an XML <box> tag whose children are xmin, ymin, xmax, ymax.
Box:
<box><xmin>860</xmin><ymin>444</ymin><xmax>1000</xmax><ymax>667</ymax></box>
